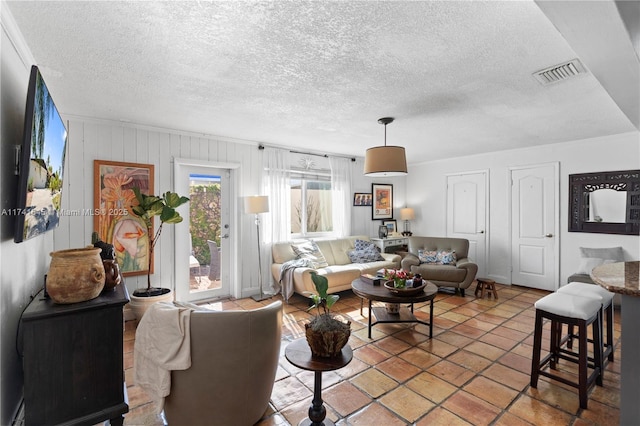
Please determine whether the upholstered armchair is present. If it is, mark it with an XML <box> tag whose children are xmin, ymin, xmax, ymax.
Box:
<box><xmin>163</xmin><ymin>301</ymin><xmax>283</xmax><ymax>425</ymax></box>
<box><xmin>401</xmin><ymin>236</ymin><xmax>478</xmax><ymax>296</ymax></box>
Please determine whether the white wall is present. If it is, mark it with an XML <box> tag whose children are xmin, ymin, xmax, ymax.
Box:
<box><xmin>0</xmin><ymin>4</ymin><xmax>53</xmax><ymax>423</ymax></box>
<box><xmin>407</xmin><ymin>132</ymin><xmax>640</xmax><ymax>285</ymax></box>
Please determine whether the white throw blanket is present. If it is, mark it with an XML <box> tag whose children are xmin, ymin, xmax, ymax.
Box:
<box><xmin>278</xmin><ymin>258</ymin><xmax>315</xmax><ymax>301</ymax></box>
<box><xmin>134</xmin><ymin>301</ymin><xmax>194</xmax><ymax>412</ymax></box>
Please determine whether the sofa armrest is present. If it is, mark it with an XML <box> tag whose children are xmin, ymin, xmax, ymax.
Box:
<box><xmin>381</xmin><ymin>253</ymin><xmax>401</xmax><ymax>268</ymax></box>
<box><xmin>401</xmin><ymin>253</ymin><xmax>420</xmax><ymax>272</ymax></box>
<box><xmin>455</xmin><ymin>258</ymin><xmax>478</xmax><ymax>289</ymax></box>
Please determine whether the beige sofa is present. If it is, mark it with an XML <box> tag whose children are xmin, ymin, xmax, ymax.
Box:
<box><xmin>271</xmin><ymin>235</ymin><xmax>401</xmax><ymax>296</ymax></box>
<box><xmin>401</xmin><ymin>236</ymin><xmax>477</xmax><ymax>296</ymax></box>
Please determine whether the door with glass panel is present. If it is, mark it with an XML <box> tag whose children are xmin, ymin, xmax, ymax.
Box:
<box><xmin>174</xmin><ymin>161</ymin><xmax>232</xmax><ymax>301</ymax></box>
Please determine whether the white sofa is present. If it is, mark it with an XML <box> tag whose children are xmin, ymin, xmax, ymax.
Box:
<box><xmin>271</xmin><ymin>235</ymin><xmax>401</xmax><ymax>296</ymax></box>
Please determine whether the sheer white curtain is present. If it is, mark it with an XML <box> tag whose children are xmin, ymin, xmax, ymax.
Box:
<box><xmin>262</xmin><ymin>147</ymin><xmax>291</xmax><ymax>293</ymax></box>
<box><xmin>329</xmin><ymin>156</ymin><xmax>352</xmax><ymax>237</ymax></box>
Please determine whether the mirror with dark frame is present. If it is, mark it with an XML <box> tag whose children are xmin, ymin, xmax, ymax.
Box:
<box><xmin>569</xmin><ymin>169</ymin><xmax>640</xmax><ymax>235</ymax></box>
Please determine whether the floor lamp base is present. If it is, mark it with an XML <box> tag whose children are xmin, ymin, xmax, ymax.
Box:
<box><xmin>251</xmin><ymin>292</ymin><xmax>272</xmax><ymax>302</ymax></box>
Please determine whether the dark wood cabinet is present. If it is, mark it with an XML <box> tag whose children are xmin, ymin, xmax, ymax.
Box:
<box><xmin>21</xmin><ymin>284</ymin><xmax>130</xmax><ymax>426</ymax></box>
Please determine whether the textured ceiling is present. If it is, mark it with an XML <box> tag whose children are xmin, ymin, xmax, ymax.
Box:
<box><xmin>6</xmin><ymin>1</ymin><xmax>639</xmax><ymax>164</ymax></box>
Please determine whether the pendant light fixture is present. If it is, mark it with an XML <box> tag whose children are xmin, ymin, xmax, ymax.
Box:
<box><xmin>364</xmin><ymin>117</ymin><xmax>407</xmax><ymax>177</ymax></box>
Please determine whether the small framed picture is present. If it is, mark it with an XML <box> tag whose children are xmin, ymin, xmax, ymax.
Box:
<box><xmin>353</xmin><ymin>193</ymin><xmax>372</xmax><ymax>206</ymax></box>
<box><xmin>372</xmin><ymin>183</ymin><xmax>393</xmax><ymax>220</ymax></box>
<box><xmin>383</xmin><ymin>220</ymin><xmax>397</xmax><ymax>234</ymax></box>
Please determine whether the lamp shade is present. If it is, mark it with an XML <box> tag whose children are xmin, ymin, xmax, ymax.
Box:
<box><xmin>244</xmin><ymin>195</ymin><xmax>269</xmax><ymax>214</ymax></box>
<box><xmin>400</xmin><ymin>208</ymin><xmax>415</xmax><ymax>221</ymax></box>
<box><xmin>364</xmin><ymin>146</ymin><xmax>407</xmax><ymax>177</ymax></box>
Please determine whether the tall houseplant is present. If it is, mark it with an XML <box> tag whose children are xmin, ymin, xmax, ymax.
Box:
<box><xmin>128</xmin><ymin>188</ymin><xmax>189</xmax><ymax>319</ymax></box>
<box><xmin>304</xmin><ymin>272</ymin><xmax>351</xmax><ymax>357</ymax></box>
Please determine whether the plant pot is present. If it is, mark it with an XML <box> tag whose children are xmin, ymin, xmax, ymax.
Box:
<box><xmin>129</xmin><ymin>287</ymin><xmax>173</xmax><ymax>320</ymax></box>
<box><xmin>47</xmin><ymin>247</ymin><xmax>105</xmax><ymax>304</ymax></box>
<box><xmin>304</xmin><ymin>316</ymin><xmax>351</xmax><ymax>358</ymax></box>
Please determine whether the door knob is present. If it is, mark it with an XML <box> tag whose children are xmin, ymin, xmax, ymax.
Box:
<box><xmin>545</xmin><ymin>233</ymin><xmax>553</xmax><ymax>238</ymax></box>
<box><xmin>221</xmin><ymin>234</ymin><xmax>229</xmax><ymax>239</ymax></box>
<box><xmin>477</xmin><ymin>230</ymin><xmax>485</xmax><ymax>234</ymax></box>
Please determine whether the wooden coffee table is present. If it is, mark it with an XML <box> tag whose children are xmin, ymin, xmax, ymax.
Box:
<box><xmin>351</xmin><ymin>278</ymin><xmax>438</xmax><ymax>339</ymax></box>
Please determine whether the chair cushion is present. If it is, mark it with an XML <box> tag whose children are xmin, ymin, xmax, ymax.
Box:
<box><xmin>534</xmin><ymin>292</ymin><xmax>601</xmax><ymax>320</ymax></box>
<box><xmin>291</xmin><ymin>240</ymin><xmax>329</xmax><ymax>269</ymax></box>
<box><xmin>437</xmin><ymin>250</ymin><xmax>457</xmax><ymax>265</ymax></box>
<box><xmin>576</xmin><ymin>257</ymin><xmax>615</xmax><ymax>275</ymax></box>
<box><xmin>558</xmin><ymin>282</ymin><xmax>614</xmax><ymax>305</ymax></box>
<box><xmin>579</xmin><ymin>246</ymin><xmax>624</xmax><ymax>262</ymax></box>
<box><xmin>418</xmin><ymin>250</ymin><xmax>438</xmax><ymax>263</ymax></box>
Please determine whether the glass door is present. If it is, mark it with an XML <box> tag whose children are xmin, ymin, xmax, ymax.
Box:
<box><xmin>174</xmin><ymin>160</ymin><xmax>233</xmax><ymax>302</ymax></box>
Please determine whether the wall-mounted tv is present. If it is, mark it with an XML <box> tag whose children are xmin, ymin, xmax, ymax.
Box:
<box><xmin>14</xmin><ymin>65</ymin><xmax>68</xmax><ymax>243</ymax></box>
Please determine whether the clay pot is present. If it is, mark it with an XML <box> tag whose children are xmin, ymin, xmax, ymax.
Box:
<box><xmin>47</xmin><ymin>247</ymin><xmax>105</xmax><ymax>304</ymax></box>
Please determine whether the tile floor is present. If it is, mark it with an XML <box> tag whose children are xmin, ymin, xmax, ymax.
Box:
<box><xmin>123</xmin><ymin>283</ymin><xmax>621</xmax><ymax>425</ymax></box>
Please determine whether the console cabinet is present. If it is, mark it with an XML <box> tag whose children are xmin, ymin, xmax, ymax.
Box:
<box><xmin>21</xmin><ymin>284</ymin><xmax>130</xmax><ymax>426</ymax></box>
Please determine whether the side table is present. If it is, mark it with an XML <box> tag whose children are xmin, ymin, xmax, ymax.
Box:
<box><xmin>285</xmin><ymin>339</ymin><xmax>353</xmax><ymax>426</ymax></box>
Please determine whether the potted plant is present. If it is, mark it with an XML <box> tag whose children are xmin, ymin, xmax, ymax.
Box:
<box><xmin>304</xmin><ymin>271</ymin><xmax>351</xmax><ymax>357</ymax></box>
<box><xmin>128</xmin><ymin>188</ymin><xmax>189</xmax><ymax>319</ymax></box>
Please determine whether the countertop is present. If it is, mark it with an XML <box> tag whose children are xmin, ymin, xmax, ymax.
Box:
<box><xmin>591</xmin><ymin>261</ymin><xmax>640</xmax><ymax>296</ymax></box>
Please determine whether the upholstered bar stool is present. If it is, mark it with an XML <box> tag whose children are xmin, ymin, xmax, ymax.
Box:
<box><xmin>530</xmin><ymin>292</ymin><xmax>603</xmax><ymax>409</ymax></box>
<box><xmin>558</xmin><ymin>282</ymin><xmax>615</xmax><ymax>363</ymax></box>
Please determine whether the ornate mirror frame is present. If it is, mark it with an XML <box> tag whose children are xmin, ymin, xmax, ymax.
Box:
<box><xmin>569</xmin><ymin>169</ymin><xmax>640</xmax><ymax>235</ymax></box>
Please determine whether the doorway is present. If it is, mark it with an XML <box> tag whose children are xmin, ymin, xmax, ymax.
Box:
<box><xmin>174</xmin><ymin>159</ymin><xmax>237</xmax><ymax>302</ymax></box>
<box><xmin>446</xmin><ymin>171</ymin><xmax>488</xmax><ymax>278</ymax></box>
<box><xmin>510</xmin><ymin>163</ymin><xmax>559</xmax><ymax>291</ymax></box>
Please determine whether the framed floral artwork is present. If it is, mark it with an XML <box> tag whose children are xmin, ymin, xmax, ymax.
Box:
<box><xmin>94</xmin><ymin>160</ymin><xmax>154</xmax><ymax>276</ymax></box>
<box><xmin>372</xmin><ymin>183</ymin><xmax>393</xmax><ymax>220</ymax></box>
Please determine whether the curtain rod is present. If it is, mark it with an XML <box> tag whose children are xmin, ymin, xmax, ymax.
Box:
<box><xmin>258</xmin><ymin>144</ymin><xmax>356</xmax><ymax>162</ymax></box>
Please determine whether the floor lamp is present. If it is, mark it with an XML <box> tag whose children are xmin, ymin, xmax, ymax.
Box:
<box><xmin>245</xmin><ymin>195</ymin><xmax>270</xmax><ymax>301</ymax></box>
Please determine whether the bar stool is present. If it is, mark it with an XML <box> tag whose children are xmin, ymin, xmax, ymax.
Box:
<box><xmin>530</xmin><ymin>292</ymin><xmax>603</xmax><ymax>409</ymax></box>
<box><xmin>558</xmin><ymin>282</ymin><xmax>615</xmax><ymax>363</ymax></box>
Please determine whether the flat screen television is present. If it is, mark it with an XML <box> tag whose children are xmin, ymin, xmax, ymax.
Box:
<box><xmin>14</xmin><ymin>65</ymin><xmax>68</xmax><ymax>243</ymax></box>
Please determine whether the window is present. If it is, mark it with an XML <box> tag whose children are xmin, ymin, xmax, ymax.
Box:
<box><xmin>291</xmin><ymin>173</ymin><xmax>332</xmax><ymax>236</ymax></box>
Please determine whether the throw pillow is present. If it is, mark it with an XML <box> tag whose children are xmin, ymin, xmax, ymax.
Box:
<box><xmin>579</xmin><ymin>246</ymin><xmax>624</xmax><ymax>261</ymax></box>
<box><xmin>354</xmin><ymin>239</ymin><xmax>379</xmax><ymax>252</ymax></box>
<box><xmin>437</xmin><ymin>250</ymin><xmax>457</xmax><ymax>265</ymax></box>
<box><xmin>575</xmin><ymin>257</ymin><xmax>616</xmax><ymax>275</ymax></box>
<box><xmin>347</xmin><ymin>248</ymin><xmax>384</xmax><ymax>263</ymax></box>
<box><xmin>418</xmin><ymin>250</ymin><xmax>438</xmax><ymax>264</ymax></box>
<box><xmin>291</xmin><ymin>240</ymin><xmax>329</xmax><ymax>269</ymax></box>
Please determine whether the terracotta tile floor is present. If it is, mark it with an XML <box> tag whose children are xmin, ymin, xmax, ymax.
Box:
<box><xmin>123</xmin><ymin>283</ymin><xmax>621</xmax><ymax>425</ymax></box>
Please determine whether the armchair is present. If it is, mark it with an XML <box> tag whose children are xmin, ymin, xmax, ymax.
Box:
<box><xmin>163</xmin><ymin>301</ymin><xmax>283</xmax><ymax>425</ymax></box>
<box><xmin>401</xmin><ymin>236</ymin><xmax>477</xmax><ymax>296</ymax></box>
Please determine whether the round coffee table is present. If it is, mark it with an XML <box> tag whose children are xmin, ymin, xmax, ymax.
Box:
<box><xmin>351</xmin><ymin>278</ymin><xmax>438</xmax><ymax>339</ymax></box>
<box><xmin>285</xmin><ymin>338</ymin><xmax>353</xmax><ymax>426</ymax></box>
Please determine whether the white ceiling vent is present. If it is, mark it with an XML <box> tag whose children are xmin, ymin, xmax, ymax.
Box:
<box><xmin>533</xmin><ymin>59</ymin><xmax>587</xmax><ymax>85</ymax></box>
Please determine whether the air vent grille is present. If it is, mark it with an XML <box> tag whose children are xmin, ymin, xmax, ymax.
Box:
<box><xmin>533</xmin><ymin>59</ymin><xmax>586</xmax><ymax>85</ymax></box>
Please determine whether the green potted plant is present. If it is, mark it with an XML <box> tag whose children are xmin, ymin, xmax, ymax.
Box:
<box><xmin>128</xmin><ymin>188</ymin><xmax>189</xmax><ymax>319</ymax></box>
<box><xmin>304</xmin><ymin>271</ymin><xmax>351</xmax><ymax>357</ymax></box>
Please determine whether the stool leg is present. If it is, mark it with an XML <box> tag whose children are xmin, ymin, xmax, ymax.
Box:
<box><xmin>578</xmin><ymin>320</ymin><xmax>589</xmax><ymax>409</ymax></box>
<box><xmin>606</xmin><ymin>303</ymin><xmax>614</xmax><ymax>362</ymax></box>
<box><xmin>490</xmin><ymin>283</ymin><xmax>498</xmax><ymax>299</ymax></box>
<box><xmin>566</xmin><ymin>324</ymin><xmax>574</xmax><ymax>350</ymax></box>
<box><xmin>475</xmin><ymin>282</ymin><xmax>481</xmax><ymax>298</ymax></box>
<box><xmin>594</xmin><ymin>310</ymin><xmax>604</xmax><ymax>387</ymax></box>
<box><xmin>550</xmin><ymin>320</ymin><xmax>562</xmax><ymax>369</ymax></box>
<box><xmin>531</xmin><ymin>310</ymin><xmax>543</xmax><ymax>387</ymax></box>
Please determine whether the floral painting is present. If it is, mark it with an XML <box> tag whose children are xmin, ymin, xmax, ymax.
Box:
<box><xmin>94</xmin><ymin>160</ymin><xmax>154</xmax><ymax>276</ymax></box>
<box><xmin>372</xmin><ymin>183</ymin><xmax>393</xmax><ymax>220</ymax></box>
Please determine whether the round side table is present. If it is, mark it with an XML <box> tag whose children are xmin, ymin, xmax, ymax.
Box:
<box><xmin>285</xmin><ymin>338</ymin><xmax>353</xmax><ymax>426</ymax></box>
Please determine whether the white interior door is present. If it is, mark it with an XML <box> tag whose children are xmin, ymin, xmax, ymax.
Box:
<box><xmin>174</xmin><ymin>159</ymin><xmax>236</xmax><ymax>302</ymax></box>
<box><xmin>510</xmin><ymin>163</ymin><xmax>559</xmax><ymax>291</ymax></box>
<box><xmin>447</xmin><ymin>171</ymin><xmax>488</xmax><ymax>278</ymax></box>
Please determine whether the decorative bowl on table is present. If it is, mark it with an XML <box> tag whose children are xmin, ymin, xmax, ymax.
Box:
<box><xmin>384</xmin><ymin>281</ymin><xmax>426</xmax><ymax>296</ymax></box>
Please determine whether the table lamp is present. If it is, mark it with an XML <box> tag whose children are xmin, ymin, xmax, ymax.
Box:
<box><xmin>400</xmin><ymin>207</ymin><xmax>415</xmax><ymax>236</ymax></box>
<box><xmin>245</xmin><ymin>195</ymin><xmax>270</xmax><ymax>301</ymax></box>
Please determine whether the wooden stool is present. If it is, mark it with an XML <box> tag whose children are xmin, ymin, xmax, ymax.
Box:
<box><xmin>475</xmin><ymin>278</ymin><xmax>498</xmax><ymax>299</ymax></box>
<box><xmin>558</xmin><ymin>282</ymin><xmax>615</xmax><ymax>363</ymax></box>
<box><xmin>530</xmin><ymin>292</ymin><xmax>603</xmax><ymax>409</ymax></box>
